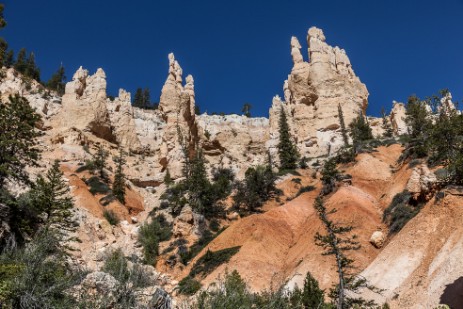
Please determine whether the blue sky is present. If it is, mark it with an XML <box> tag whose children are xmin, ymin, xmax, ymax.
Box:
<box><xmin>3</xmin><ymin>0</ymin><xmax>463</xmax><ymax>117</ymax></box>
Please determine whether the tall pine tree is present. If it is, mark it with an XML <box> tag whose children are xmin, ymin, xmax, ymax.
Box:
<box><xmin>143</xmin><ymin>88</ymin><xmax>151</xmax><ymax>109</ymax></box>
<box><xmin>338</xmin><ymin>104</ymin><xmax>349</xmax><ymax>147</ymax></box>
<box><xmin>47</xmin><ymin>64</ymin><xmax>66</xmax><ymax>95</ymax></box>
<box><xmin>112</xmin><ymin>149</ymin><xmax>126</xmax><ymax>204</ymax></box>
<box><xmin>133</xmin><ymin>88</ymin><xmax>143</xmax><ymax>108</ymax></box>
<box><xmin>32</xmin><ymin>160</ymin><xmax>75</xmax><ymax>234</ymax></box>
<box><xmin>277</xmin><ymin>105</ymin><xmax>299</xmax><ymax>170</ymax></box>
<box><xmin>14</xmin><ymin>48</ymin><xmax>27</xmax><ymax>74</ymax></box>
<box><xmin>0</xmin><ymin>95</ymin><xmax>41</xmax><ymax>187</ymax></box>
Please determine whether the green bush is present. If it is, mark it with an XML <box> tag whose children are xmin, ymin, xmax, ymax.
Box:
<box><xmin>190</xmin><ymin>246</ymin><xmax>241</xmax><ymax>278</ymax></box>
<box><xmin>383</xmin><ymin>190</ymin><xmax>422</xmax><ymax>234</ymax></box>
<box><xmin>102</xmin><ymin>249</ymin><xmax>130</xmax><ymax>283</ymax></box>
<box><xmin>178</xmin><ymin>276</ymin><xmax>202</xmax><ymax>295</ymax></box>
<box><xmin>75</xmin><ymin>160</ymin><xmax>95</xmax><ymax>173</ymax></box>
<box><xmin>103</xmin><ymin>210</ymin><xmax>119</xmax><ymax>226</ymax></box>
<box><xmin>295</xmin><ymin>185</ymin><xmax>316</xmax><ymax>198</ymax></box>
<box><xmin>138</xmin><ymin>216</ymin><xmax>172</xmax><ymax>265</ymax></box>
<box><xmin>85</xmin><ymin>176</ymin><xmax>110</xmax><ymax>195</ymax></box>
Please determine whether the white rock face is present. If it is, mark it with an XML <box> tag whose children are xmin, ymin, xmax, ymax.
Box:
<box><xmin>268</xmin><ymin>27</ymin><xmax>369</xmax><ymax>158</ymax></box>
<box><xmin>406</xmin><ymin>164</ymin><xmax>437</xmax><ymax>199</ymax></box>
<box><xmin>390</xmin><ymin>101</ymin><xmax>408</xmax><ymax>135</ymax></box>
<box><xmin>61</xmin><ymin>67</ymin><xmax>114</xmax><ymax>141</ymax></box>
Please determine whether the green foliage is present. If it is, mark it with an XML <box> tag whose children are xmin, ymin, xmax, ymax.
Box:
<box><xmin>242</xmin><ymin>103</ymin><xmax>252</xmax><ymax>117</ymax></box>
<box><xmin>0</xmin><ymin>231</ymin><xmax>81</xmax><ymax>308</ymax></box>
<box><xmin>180</xmin><ymin>228</ymin><xmax>225</xmax><ymax>265</ymax></box>
<box><xmin>112</xmin><ymin>149</ymin><xmax>126</xmax><ymax>204</ymax></box>
<box><xmin>189</xmin><ymin>246</ymin><xmax>240</xmax><ymax>278</ymax></box>
<box><xmin>102</xmin><ymin>248</ymin><xmax>130</xmax><ymax>283</ymax></box>
<box><xmin>295</xmin><ymin>185</ymin><xmax>316</xmax><ymax>198</ymax></box>
<box><xmin>47</xmin><ymin>64</ymin><xmax>66</xmax><ymax>95</ymax></box>
<box><xmin>349</xmin><ymin>112</ymin><xmax>374</xmax><ymax>151</ymax></box>
<box><xmin>193</xmin><ymin>269</ymin><xmax>329</xmax><ymax>309</ymax></box>
<box><xmin>277</xmin><ymin>105</ymin><xmax>299</xmax><ymax>170</ymax></box>
<box><xmin>132</xmin><ymin>87</ymin><xmax>152</xmax><ymax>109</ymax></box>
<box><xmin>14</xmin><ymin>48</ymin><xmax>40</xmax><ymax>81</ymax></box>
<box><xmin>338</xmin><ymin>104</ymin><xmax>350</xmax><ymax>147</ymax></box>
<box><xmin>103</xmin><ymin>210</ymin><xmax>120</xmax><ymax>226</ymax></box>
<box><xmin>314</xmin><ymin>197</ymin><xmax>376</xmax><ymax>308</ymax></box>
<box><xmin>0</xmin><ymin>4</ymin><xmax>6</xmax><ymax>29</ymax></box>
<box><xmin>31</xmin><ymin>160</ymin><xmax>76</xmax><ymax>234</ymax></box>
<box><xmin>178</xmin><ymin>276</ymin><xmax>202</xmax><ymax>295</ymax></box>
<box><xmin>93</xmin><ymin>145</ymin><xmax>108</xmax><ymax>179</ymax></box>
<box><xmin>160</xmin><ymin>181</ymin><xmax>188</xmax><ymax>216</ymax></box>
<box><xmin>0</xmin><ymin>95</ymin><xmax>41</xmax><ymax>188</ymax></box>
<box><xmin>233</xmin><ymin>165</ymin><xmax>277</xmax><ymax>213</ymax></box>
<box><xmin>85</xmin><ymin>176</ymin><xmax>110</xmax><ymax>195</ymax></box>
<box><xmin>320</xmin><ymin>158</ymin><xmax>339</xmax><ymax>195</ymax></box>
<box><xmin>381</xmin><ymin>107</ymin><xmax>394</xmax><ymax>138</ymax></box>
<box><xmin>299</xmin><ymin>156</ymin><xmax>309</xmax><ymax>169</ymax></box>
<box><xmin>138</xmin><ymin>215</ymin><xmax>172</xmax><ymax>265</ymax></box>
<box><xmin>383</xmin><ymin>190</ymin><xmax>422</xmax><ymax>234</ymax></box>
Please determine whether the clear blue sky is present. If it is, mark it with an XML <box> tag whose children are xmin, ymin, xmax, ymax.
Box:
<box><xmin>3</xmin><ymin>0</ymin><xmax>463</xmax><ymax>117</ymax></box>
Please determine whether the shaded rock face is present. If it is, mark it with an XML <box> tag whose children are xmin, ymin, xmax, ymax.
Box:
<box><xmin>61</xmin><ymin>67</ymin><xmax>115</xmax><ymax>142</ymax></box>
<box><xmin>269</xmin><ymin>27</ymin><xmax>370</xmax><ymax>158</ymax></box>
<box><xmin>390</xmin><ymin>101</ymin><xmax>408</xmax><ymax>135</ymax></box>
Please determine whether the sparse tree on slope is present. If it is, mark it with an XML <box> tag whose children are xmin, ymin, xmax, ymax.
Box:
<box><xmin>93</xmin><ymin>145</ymin><xmax>108</xmax><ymax>179</ymax></box>
<box><xmin>338</xmin><ymin>104</ymin><xmax>349</xmax><ymax>147</ymax></box>
<box><xmin>112</xmin><ymin>149</ymin><xmax>126</xmax><ymax>204</ymax></box>
<box><xmin>277</xmin><ymin>105</ymin><xmax>299</xmax><ymax>170</ymax></box>
<box><xmin>47</xmin><ymin>64</ymin><xmax>66</xmax><ymax>95</ymax></box>
<box><xmin>0</xmin><ymin>95</ymin><xmax>41</xmax><ymax>188</ymax></box>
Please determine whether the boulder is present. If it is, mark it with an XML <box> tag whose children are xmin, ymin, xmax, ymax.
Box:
<box><xmin>369</xmin><ymin>231</ymin><xmax>385</xmax><ymax>249</ymax></box>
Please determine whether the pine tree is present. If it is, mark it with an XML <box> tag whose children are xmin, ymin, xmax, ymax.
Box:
<box><xmin>112</xmin><ymin>149</ymin><xmax>126</xmax><ymax>204</ymax></box>
<box><xmin>277</xmin><ymin>105</ymin><xmax>299</xmax><ymax>170</ymax></box>
<box><xmin>164</xmin><ymin>168</ymin><xmax>173</xmax><ymax>186</ymax></box>
<box><xmin>143</xmin><ymin>88</ymin><xmax>150</xmax><ymax>109</ymax></box>
<box><xmin>338</xmin><ymin>104</ymin><xmax>349</xmax><ymax>147</ymax></box>
<box><xmin>404</xmin><ymin>95</ymin><xmax>432</xmax><ymax>158</ymax></box>
<box><xmin>14</xmin><ymin>48</ymin><xmax>27</xmax><ymax>74</ymax></box>
<box><xmin>32</xmin><ymin>160</ymin><xmax>75</xmax><ymax>234</ymax></box>
<box><xmin>0</xmin><ymin>95</ymin><xmax>41</xmax><ymax>188</ymax></box>
<box><xmin>93</xmin><ymin>145</ymin><xmax>108</xmax><ymax>179</ymax></box>
<box><xmin>133</xmin><ymin>88</ymin><xmax>143</xmax><ymax>108</ymax></box>
<box><xmin>291</xmin><ymin>272</ymin><xmax>325</xmax><ymax>308</ymax></box>
<box><xmin>0</xmin><ymin>4</ymin><xmax>6</xmax><ymax>29</ymax></box>
<box><xmin>188</xmin><ymin>149</ymin><xmax>210</xmax><ymax>213</ymax></box>
<box><xmin>381</xmin><ymin>107</ymin><xmax>394</xmax><ymax>138</ymax></box>
<box><xmin>242</xmin><ymin>103</ymin><xmax>252</xmax><ymax>117</ymax></box>
<box><xmin>314</xmin><ymin>197</ymin><xmax>374</xmax><ymax>309</ymax></box>
<box><xmin>25</xmin><ymin>52</ymin><xmax>40</xmax><ymax>81</ymax></box>
<box><xmin>0</xmin><ymin>38</ymin><xmax>7</xmax><ymax>67</ymax></box>
<box><xmin>4</xmin><ymin>49</ymin><xmax>13</xmax><ymax>67</ymax></box>
<box><xmin>47</xmin><ymin>64</ymin><xmax>66</xmax><ymax>95</ymax></box>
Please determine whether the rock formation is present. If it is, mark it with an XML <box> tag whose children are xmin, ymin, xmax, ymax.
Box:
<box><xmin>61</xmin><ymin>67</ymin><xmax>115</xmax><ymax>142</ymax></box>
<box><xmin>158</xmin><ymin>53</ymin><xmax>198</xmax><ymax>178</ymax></box>
<box><xmin>390</xmin><ymin>101</ymin><xmax>408</xmax><ymax>135</ymax></box>
<box><xmin>269</xmin><ymin>27</ymin><xmax>369</xmax><ymax>158</ymax></box>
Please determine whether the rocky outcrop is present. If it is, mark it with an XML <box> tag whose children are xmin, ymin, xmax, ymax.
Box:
<box><xmin>406</xmin><ymin>164</ymin><xmax>437</xmax><ymax>200</ymax></box>
<box><xmin>370</xmin><ymin>230</ymin><xmax>386</xmax><ymax>249</ymax></box>
<box><xmin>106</xmin><ymin>89</ymin><xmax>142</xmax><ymax>152</ymax></box>
<box><xmin>390</xmin><ymin>101</ymin><xmax>408</xmax><ymax>135</ymax></box>
<box><xmin>269</xmin><ymin>27</ymin><xmax>369</xmax><ymax>158</ymax></box>
<box><xmin>159</xmin><ymin>53</ymin><xmax>198</xmax><ymax>178</ymax></box>
<box><xmin>61</xmin><ymin>67</ymin><xmax>115</xmax><ymax>142</ymax></box>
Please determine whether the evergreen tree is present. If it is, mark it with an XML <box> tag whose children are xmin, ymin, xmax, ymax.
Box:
<box><xmin>14</xmin><ymin>48</ymin><xmax>27</xmax><ymax>74</ymax></box>
<box><xmin>25</xmin><ymin>51</ymin><xmax>40</xmax><ymax>81</ymax></box>
<box><xmin>112</xmin><ymin>149</ymin><xmax>126</xmax><ymax>204</ymax></box>
<box><xmin>349</xmin><ymin>112</ymin><xmax>373</xmax><ymax>144</ymax></box>
<box><xmin>133</xmin><ymin>88</ymin><xmax>143</xmax><ymax>108</ymax></box>
<box><xmin>381</xmin><ymin>107</ymin><xmax>394</xmax><ymax>138</ymax></box>
<box><xmin>143</xmin><ymin>88</ymin><xmax>151</xmax><ymax>109</ymax></box>
<box><xmin>188</xmin><ymin>149</ymin><xmax>210</xmax><ymax>213</ymax></box>
<box><xmin>242</xmin><ymin>103</ymin><xmax>252</xmax><ymax>117</ymax></box>
<box><xmin>93</xmin><ymin>145</ymin><xmax>108</xmax><ymax>179</ymax></box>
<box><xmin>291</xmin><ymin>272</ymin><xmax>325</xmax><ymax>308</ymax></box>
<box><xmin>4</xmin><ymin>49</ymin><xmax>13</xmax><ymax>67</ymax></box>
<box><xmin>164</xmin><ymin>168</ymin><xmax>173</xmax><ymax>186</ymax></box>
<box><xmin>0</xmin><ymin>38</ymin><xmax>7</xmax><ymax>67</ymax></box>
<box><xmin>320</xmin><ymin>158</ymin><xmax>339</xmax><ymax>195</ymax></box>
<box><xmin>32</xmin><ymin>160</ymin><xmax>75</xmax><ymax>234</ymax></box>
<box><xmin>277</xmin><ymin>105</ymin><xmax>299</xmax><ymax>170</ymax></box>
<box><xmin>404</xmin><ymin>95</ymin><xmax>432</xmax><ymax>158</ymax></box>
<box><xmin>0</xmin><ymin>4</ymin><xmax>6</xmax><ymax>29</ymax></box>
<box><xmin>47</xmin><ymin>64</ymin><xmax>66</xmax><ymax>95</ymax></box>
<box><xmin>314</xmin><ymin>197</ymin><xmax>374</xmax><ymax>309</ymax></box>
<box><xmin>338</xmin><ymin>104</ymin><xmax>349</xmax><ymax>146</ymax></box>
<box><xmin>0</xmin><ymin>95</ymin><xmax>41</xmax><ymax>188</ymax></box>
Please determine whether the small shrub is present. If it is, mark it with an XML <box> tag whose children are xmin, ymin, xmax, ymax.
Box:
<box><xmin>383</xmin><ymin>190</ymin><xmax>422</xmax><ymax>234</ymax></box>
<box><xmin>295</xmin><ymin>185</ymin><xmax>316</xmax><ymax>197</ymax></box>
<box><xmin>209</xmin><ymin>219</ymin><xmax>221</xmax><ymax>232</ymax></box>
<box><xmin>408</xmin><ymin>159</ymin><xmax>421</xmax><ymax>168</ymax></box>
<box><xmin>102</xmin><ymin>249</ymin><xmax>130</xmax><ymax>283</ymax></box>
<box><xmin>178</xmin><ymin>276</ymin><xmax>202</xmax><ymax>295</ymax></box>
<box><xmin>103</xmin><ymin>210</ymin><xmax>119</xmax><ymax>226</ymax></box>
<box><xmin>99</xmin><ymin>193</ymin><xmax>116</xmax><ymax>206</ymax></box>
<box><xmin>291</xmin><ymin>178</ymin><xmax>302</xmax><ymax>185</ymax></box>
<box><xmin>190</xmin><ymin>246</ymin><xmax>241</xmax><ymax>278</ymax></box>
<box><xmin>75</xmin><ymin>160</ymin><xmax>95</xmax><ymax>173</ymax></box>
<box><xmin>299</xmin><ymin>156</ymin><xmax>309</xmax><ymax>169</ymax></box>
<box><xmin>138</xmin><ymin>216</ymin><xmax>172</xmax><ymax>265</ymax></box>
<box><xmin>86</xmin><ymin>176</ymin><xmax>110</xmax><ymax>195</ymax></box>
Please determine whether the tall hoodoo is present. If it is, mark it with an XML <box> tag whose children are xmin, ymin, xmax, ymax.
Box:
<box><xmin>159</xmin><ymin>53</ymin><xmax>198</xmax><ymax>178</ymax></box>
<box><xmin>270</xmin><ymin>27</ymin><xmax>369</xmax><ymax>158</ymax></box>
